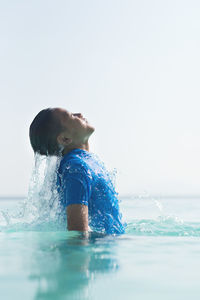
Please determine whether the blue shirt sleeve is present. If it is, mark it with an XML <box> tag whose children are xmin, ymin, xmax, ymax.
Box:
<box><xmin>62</xmin><ymin>165</ymin><xmax>92</xmax><ymax>207</ymax></box>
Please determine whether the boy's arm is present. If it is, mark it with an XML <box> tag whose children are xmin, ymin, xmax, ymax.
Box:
<box><xmin>66</xmin><ymin>204</ymin><xmax>88</xmax><ymax>231</ymax></box>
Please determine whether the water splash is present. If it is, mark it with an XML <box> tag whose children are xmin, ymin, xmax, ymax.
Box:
<box><xmin>0</xmin><ymin>154</ymin><xmax>66</xmax><ymax>232</ymax></box>
<box><xmin>1</xmin><ymin>158</ymin><xmax>200</xmax><ymax>236</ymax></box>
<box><xmin>126</xmin><ymin>216</ymin><xmax>200</xmax><ymax>237</ymax></box>
<box><xmin>120</xmin><ymin>192</ymin><xmax>200</xmax><ymax>237</ymax></box>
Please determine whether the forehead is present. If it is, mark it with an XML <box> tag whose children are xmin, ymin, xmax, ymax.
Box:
<box><xmin>53</xmin><ymin>108</ymin><xmax>70</xmax><ymax>120</ymax></box>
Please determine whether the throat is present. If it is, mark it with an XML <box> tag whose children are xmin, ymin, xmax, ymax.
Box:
<box><xmin>63</xmin><ymin>141</ymin><xmax>90</xmax><ymax>155</ymax></box>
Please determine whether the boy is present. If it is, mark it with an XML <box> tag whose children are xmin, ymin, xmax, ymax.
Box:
<box><xmin>29</xmin><ymin>107</ymin><xmax>125</xmax><ymax>234</ymax></box>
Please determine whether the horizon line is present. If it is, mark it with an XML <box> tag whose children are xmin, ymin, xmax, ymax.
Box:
<box><xmin>1</xmin><ymin>194</ymin><xmax>200</xmax><ymax>200</ymax></box>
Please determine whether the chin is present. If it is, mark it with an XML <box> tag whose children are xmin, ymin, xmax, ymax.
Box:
<box><xmin>89</xmin><ymin>125</ymin><xmax>95</xmax><ymax>132</ymax></box>
<box><xmin>87</xmin><ymin>125</ymin><xmax>95</xmax><ymax>136</ymax></box>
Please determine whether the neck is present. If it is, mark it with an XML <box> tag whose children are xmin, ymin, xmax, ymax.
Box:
<box><xmin>62</xmin><ymin>141</ymin><xmax>90</xmax><ymax>156</ymax></box>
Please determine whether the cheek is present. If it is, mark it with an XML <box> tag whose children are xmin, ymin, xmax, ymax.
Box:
<box><xmin>73</xmin><ymin>120</ymin><xmax>85</xmax><ymax>134</ymax></box>
<box><xmin>77</xmin><ymin>119</ymin><xmax>87</xmax><ymax>128</ymax></box>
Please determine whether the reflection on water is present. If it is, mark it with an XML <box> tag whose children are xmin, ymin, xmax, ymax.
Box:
<box><xmin>28</xmin><ymin>232</ymin><xmax>119</xmax><ymax>300</ymax></box>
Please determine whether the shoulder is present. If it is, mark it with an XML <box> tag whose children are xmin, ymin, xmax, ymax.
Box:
<box><xmin>59</xmin><ymin>155</ymin><xmax>92</xmax><ymax>182</ymax></box>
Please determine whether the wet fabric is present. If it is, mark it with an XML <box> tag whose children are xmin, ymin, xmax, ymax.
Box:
<box><xmin>57</xmin><ymin>149</ymin><xmax>125</xmax><ymax>234</ymax></box>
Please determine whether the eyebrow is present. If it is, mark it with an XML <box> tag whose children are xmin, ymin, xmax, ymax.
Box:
<box><xmin>64</xmin><ymin>110</ymin><xmax>72</xmax><ymax>119</ymax></box>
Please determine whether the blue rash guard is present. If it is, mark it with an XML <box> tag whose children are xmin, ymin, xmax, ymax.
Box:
<box><xmin>57</xmin><ymin>148</ymin><xmax>125</xmax><ymax>234</ymax></box>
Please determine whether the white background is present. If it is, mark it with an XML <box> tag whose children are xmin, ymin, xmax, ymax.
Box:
<box><xmin>0</xmin><ymin>0</ymin><xmax>200</xmax><ymax>196</ymax></box>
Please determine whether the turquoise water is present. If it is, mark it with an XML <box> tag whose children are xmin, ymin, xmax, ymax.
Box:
<box><xmin>1</xmin><ymin>195</ymin><xmax>200</xmax><ymax>300</ymax></box>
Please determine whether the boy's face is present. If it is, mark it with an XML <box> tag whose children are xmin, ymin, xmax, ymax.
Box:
<box><xmin>53</xmin><ymin>108</ymin><xmax>95</xmax><ymax>144</ymax></box>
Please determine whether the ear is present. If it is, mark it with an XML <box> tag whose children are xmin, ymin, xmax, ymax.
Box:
<box><xmin>57</xmin><ymin>133</ymin><xmax>72</xmax><ymax>147</ymax></box>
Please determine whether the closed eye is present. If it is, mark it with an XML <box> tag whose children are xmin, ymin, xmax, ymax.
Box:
<box><xmin>73</xmin><ymin>113</ymin><xmax>82</xmax><ymax>118</ymax></box>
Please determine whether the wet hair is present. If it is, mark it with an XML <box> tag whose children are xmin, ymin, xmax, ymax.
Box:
<box><xmin>29</xmin><ymin>108</ymin><xmax>64</xmax><ymax>156</ymax></box>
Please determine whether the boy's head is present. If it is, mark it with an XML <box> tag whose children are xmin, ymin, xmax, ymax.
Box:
<box><xmin>29</xmin><ymin>108</ymin><xmax>95</xmax><ymax>156</ymax></box>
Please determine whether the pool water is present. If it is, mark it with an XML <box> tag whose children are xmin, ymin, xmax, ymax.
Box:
<box><xmin>1</xmin><ymin>195</ymin><xmax>200</xmax><ymax>300</ymax></box>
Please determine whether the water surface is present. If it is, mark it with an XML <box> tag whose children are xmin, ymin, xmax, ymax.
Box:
<box><xmin>0</xmin><ymin>196</ymin><xmax>200</xmax><ymax>300</ymax></box>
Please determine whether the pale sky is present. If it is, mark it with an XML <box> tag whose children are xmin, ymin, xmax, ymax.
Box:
<box><xmin>0</xmin><ymin>0</ymin><xmax>200</xmax><ymax>196</ymax></box>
